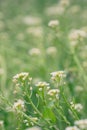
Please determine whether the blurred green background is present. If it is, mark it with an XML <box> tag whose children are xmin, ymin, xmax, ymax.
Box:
<box><xmin>0</xmin><ymin>0</ymin><xmax>87</xmax><ymax>129</ymax></box>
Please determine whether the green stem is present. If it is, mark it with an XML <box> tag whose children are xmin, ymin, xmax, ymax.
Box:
<box><xmin>55</xmin><ymin>105</ymin><xmax>70</xmax><ymax>125</ymax></box>
<box><xmin>62</xmin><ymin>92</ymin><xmax>79</xmax><ymax>120</ymax></box>
<box><xmin>18</xmin><ymin>110</ymin><xmax>42</xmax><ymax>127</ymax></box>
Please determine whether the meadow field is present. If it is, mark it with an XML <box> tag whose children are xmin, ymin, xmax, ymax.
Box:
<box><xmin>0</xmin><ymin>0</ymin><xmax>87</xmax><ymax>130</ymax></box>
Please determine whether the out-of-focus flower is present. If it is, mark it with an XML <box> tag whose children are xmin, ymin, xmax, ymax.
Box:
<box><xmin>59</xmin><ymin>0</ymin><xmax>70</xmax><ymax>7</ymax></box>
<box><xmin>47</xmin><ymin>89</ymin><xmax>60</xmax><ymax>100</ymax></box>
<box><xmin>69</xmin><ymin>5</ymin><xmax>80</xmax><ymax>14</ymax></box>
<box><xmin>0</xmin><ymin>120</ymin><xmax>4</xmax><ymax>127</ymax></box>
<box><xmin>29</xmin><ymin>48</ymin><xmax>41</xmax><ymax>56</ymax></box>
<box><xmin>70</xmin><ymin>102</ymin><xmax>83</xmax><ymax>112</ymax></box>
<box><xmin>23</xmin><ymin>16</ymin><xmax>42</xmax><ymax>26</ymax></box>
<box><xmin>26</xmin><ymin>26</ymin><xmax>43</xmax><ymax>38</ymax></box>
<box><xmin>74</xmin><ymin>103</ymin><xmax>83</xmax><ymax>112</ymax></box>
<box><xmin>46</xmin><ymin>46</ymin><xmax>57</xmax><ymax>55</ymax></box>
<box><xmin>45</xmin><ymin>5</ymin><xmax>65</xmax><ymax>16</ymax></box>
<box><xmin>13</xmin><ymin>99</ymin><xmax>24</xmax><ymax>110</ymax></box>
<box><xmin>36</xmin><ymin>81</ymin><xmax>49</xmax><ymax>91</ymax></box>
<box><xmin>48</xmin><ymin>20</ymin><xmax>59</xmax><ymax>28</ymax></box>
<box><xmin>50</xmin><ymin>71</ymin><xmax>66</xmax><ymax>84</ymax></box>
<box><xmin>13</xmin><ymin>72</ymin><xmax>29</xmax><ymax>83</ymax></box>
<box><xmin>65</xmin><ymin>126</ymin><xmax>80</xmax><ymax>130</ymax></box>
<box><xmin>69</xmin><ymin>29</ymin><xmax>87</xmax><ymax>41</ymax></box>
<box><xmin>75</xmin><ymin>119</ymin><xmax>87</xmax><ymax>129</ymax></box>
<box><xmin>25</xmin><ymin>126</ymin><xmax>41</xmax><ymax>130</ymax></box>
<box><xmin>0</xmin><ymin>68</ymin><xmax>4</xmax><ymax>75</ymax></box>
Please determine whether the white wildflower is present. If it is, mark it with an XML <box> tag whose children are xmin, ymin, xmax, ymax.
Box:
<box><xmin>75</xmin><ymin>119</ymin><xmax>87</xmax><ymax>129</ymax></box>
<box><xmin>13</xmin><ymin>72</ymin><xmax>29</xmax><ymax>83</ymax></box>
<box><xmin>36</xmin><ymin>81</ymin><xmax>49</xmax><ymax>88</ymax></box>
<box><xmin>48</xmin><ymin>89</ymin><xmax>60</xmax><ymax>96</ymax></box>
<box><xmin>25</xmin><ymin>126</ymin><xmax>41</xmax><ymax>130</ymax></box>
<box><xmin>48</xmin><ymin>20</ymin><xmax>59</xmax><ymax>28</ymax></box>
<box><xmin>45</xmin><ymin>5</ymin><xmax>65</xmax><ymax>16</ymax></box>
<box><xmin>70</xmin><ymin>102</ymin><xmax>83</xmax><ymax>112</ymax></box>
<box><xmin>0</xmin><ymin>120</ymin><xmax>4</xmax><ymax>127</ymax></box>
<box><xmin>29</xmin><ymin>48</ymin><xmax>41</xmax><ymax>56</ymax></box>
<box><xmin>74</xmin><ymin>103</ymin><xmax>83</xmax><ymax>112</ymax></box>
<box><xmin>0</xmin><ymin>68</ymin><xmax>4</xmax><ymax>75</ymax></box>
<box><xmin>36</xmin><ymin>81</ymin><xmax>49</xmax><ymax>91</ymax></box>
<box><xmin>48</xmin><ymin>89</ymin><xmax>60</xmax><ymax>99</ymax></box>
<box><xmin>26</xmin><ymin>26</ymin><xmax>43</xmax><ymax>37</ymax></box>
<box><xmin>65</xmin><ymin>126</ymin><xmax>80</xmax><ymax>130</ymax></box>
<box><xmin>46</xmin><ymin>46</ymin><xmax>57</xmax><ymax>55</ymax></box>
<box><xmin>13</xmin><ymin>99</ymin><xmax>24</xmax><ymax>110</ymax></box>
<box><xmin>50</xmin><ymin>71</ymin><xmax>66</xmax><ymax>82</ymax></box>
<box><xmin>59</xmin><ymin>0</ymin><xmax>70</xmax><ymax>7</ymax></box>
<box><xmin>23</xmin><ymin>16</ymin><xmax>41</xmax><ymax>25</ymax></box>
<box><xmin>69</xmin><ymin>29</ymin><xmax>87</xmax><ymax>41</ymax></box>
<box><xmin>69</xmin><ymin>5</ymin><xmax>80</xmax><ymax>14</ymax></box>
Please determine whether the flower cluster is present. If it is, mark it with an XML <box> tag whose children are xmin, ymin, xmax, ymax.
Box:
<box><xmin>13</xmin><ymin>99</ymin><xmax>25</xmax><ymax>111</ymax></box>
<box><xmin>36</xmin><ymin>81</ymin><xmax>49</xmax><ymax>91</ymax></box>
<box><xmin>13</xmin><ymin>72</ymin><xmax>32</xmax><ymax>86</ymax></box>
<box><xmin>46</xmin><ymin>46</ymin><xmax>57</xmax><ymax>56</ymax></box>
<box><xmin>75</xmin><ymin>119</ymin><xmax>87</xmax><ymax>129</ymax></box>
<box><xmin>47</xmin><ymin>89</ymin><xmax>60</xmax><ymax>100</ymax></box>
<box><xmin>13</xmin><ymin>72</ymin><xmax>29</xmax><ymax>82</ymax></box>
<box><xmin>70</xmin><ymin>102</ymin><xmax>83</xmax><ymax>112</ymax></box>
<box><xmin>50</xmin><ymin>71</ymin><xmax>66</xmax><ymax>85</ymax></box>
<box><xmin>69</xmin><ymin>29</ymin><xmax>87</xmax><ymax>41</ymax></box>
<box><xmin>29</xmin><ymin>48</ymin><xmax>41</xmax><ymax>56</ymax></box>
<box><xmin>69</xmin><ymin>29</ymin><xmax>87</xmax><ymax>47</ymax></box>
<box><xmin>48</xmin><ymin>20</ymin><xmax>59</xmax><ymax>28</ymax></box>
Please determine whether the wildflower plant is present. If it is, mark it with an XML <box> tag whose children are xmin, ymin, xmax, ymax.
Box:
<box><xmin>10</xmin><ymin>71</ymin><xmax>83</xmax><ymax>130</ymax></box>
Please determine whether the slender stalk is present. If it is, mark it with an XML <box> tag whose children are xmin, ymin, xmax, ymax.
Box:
<box><xmin>62</xmin><ymin>92</ymin><xmax>79</xmax><ymax>120</ymax></box>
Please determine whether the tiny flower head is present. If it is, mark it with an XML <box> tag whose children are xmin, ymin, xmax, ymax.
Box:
<box><xmin>36</xmin><ymin>81</ymin><xmax>49</xmax><ymax>91</ymax></box>
<box><xmin>50</xmin><ymin>71</ymin><xmax>66</xmax><ymax>84</ymax></box>
<box><xmin>74</xmin><ymin>103</ymin><xmax>83</xmax><ymax>112</ymax></box>
<box><xmin>59</xmin><ymin>0</ymin><xmax>70</xmax><ymax>7</ymax></box>
<box><xmin>13</xmin><ymin>99</ymin><xmax>24</xmax><ymax>110</ymax></box>
<box><xmin>48</xmin><ymin>20</ymin><xmax>59</xmax><ymax>28</ymax></box>
<box><xmin>29</xmin><ymin>48</ymin><xmax>41</xmax><ymax>56</ymax></box>
<box><xmin>69</xmin><ymin>29</ymin><xmax>87</xmax><ymax>42</ymax></box>
<box><xmin>46</xmin><ymin>46</ymin><xmax>57</xmax><ymax>55</ymax></box>
<box><xmin>13</xmin><ymin>72</ymin><xmax>29</xmax><ymax>82</ymax></box>
<box><xmin>65</xmin><ymin>126</ymin><xmax>80</xmax><ymax>130</ymax></box>
<box><xmin>23</xmin><ymin>16</ymin><xmax>42</xmax><ymax>26</ymax></box>
<box><xmin>47</xmin><ymin>89</ymin><xmax>60</xmax><ymax>100</ymax></box>
<box><xmin>0</xmin><ymin>120</ymin><xmax>4</xmax><ymax>127</ymax></box>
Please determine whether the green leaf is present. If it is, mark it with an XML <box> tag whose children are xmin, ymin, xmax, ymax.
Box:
<box><xmin>43</xmin><ymin>107</ymin><xmax>56</xmax><ymax>123</ymax></box>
